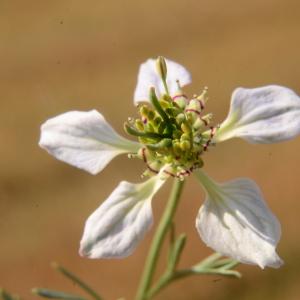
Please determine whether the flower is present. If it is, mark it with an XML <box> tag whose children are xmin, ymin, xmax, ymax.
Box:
<box><xmin>39</xmin><ymin>57</ymin><xmax>300</xmax><ymax>268</ymax></box>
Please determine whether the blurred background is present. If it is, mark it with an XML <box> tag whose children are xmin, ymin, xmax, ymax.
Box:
<box><xmin>1</xmin><ymin>0</ymin><xmax>300</xmax><ymax>299</ymax></box>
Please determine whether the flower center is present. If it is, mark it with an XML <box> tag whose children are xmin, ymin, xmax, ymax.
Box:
<box><xmin>124</xmin><ymin>56</ymin><xmax>217</xmax><ymax>180</ymax></box>
<box><xmin>125</xmin><ymin>86</ymin><xmax>216</xmax><ymax>180</ymax></box>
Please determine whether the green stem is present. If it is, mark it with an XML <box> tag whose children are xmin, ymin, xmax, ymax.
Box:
<box><xmin>147</xmin><ymin>267</ymin><xmax>240</xmax><ymax>299</ymax></box>
<box><xmin>146</xmin><ymin>272</ymin><xmax>172</xmax><ymax>299</ymax></box>
<box><xmin>162</xmin><ymin>80</ymin><xmax>170</xmax><ymax>96</ymax></box>
<box><xmin>135</xmin><ymin>179</ymin><xmax>185</xmax><ymax>300</ymax></box>
<box><xmin>147</xmin><ymin>252</ymin><xmax>240</xmax><ymax>298</ymax></box>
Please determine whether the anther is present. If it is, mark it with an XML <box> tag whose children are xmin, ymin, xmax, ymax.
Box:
<box><xmin>140</xmin><ymin>105</ymin><xmax>149</xmax><ymax>117</ymax></box>
<box><xmin>181</xmin><ymin>122</ymin><xmax>191</xmax><ymax>134</ymax></box>
<box><xmin>193</xmin><ymin>113</ymin><xmax>213</xmax><ymax>131</ymax></box>
<box><xmin>196</xmin><ymin>87</ymin><xmax>209</xmax><ymax>109</ymax></box>
<box><xmin>172</xmin><ymin>95</ymin><xmax>188</xmax><ymax>110</ymax></box>
<box><xmin>147</xmin><ymin>110</ymin><xmax>155</xmax><ymax>120</ymax></box>
<box><xmin>146</xmin><ymin>122</ymin><xmax>155</xmax><ymax>132</ymax></box>
<box><xmin>172</xmin><ymin>141</ymin><xmax>182</xmax><ymax>156</ymax></box>
<box><xmin>176</xmin><ymin>113</ymin><xmax>185</xmax><ymax>125</ymax></box>
<box><xmin>159</xmin><ymin>99</ymin><xmax>170</xmax><ymax>109</ymax></box>
<box><xmin>203</xmin><ymin>126</ymin><xmax>217</xmax><ymax>151</ymax></box>
<box><xmin>180</xmin><ymin>133</ymin><xmax>190</xmax><ymax>141</ymax></box>
<box><xmin>180</xmin><ymin>140</ymin><xmax>191</xmax><ymax>151</ymax></box>
<box><xmin>135</xmin><ymin>119</ymin><xmax>144</xmax><ymax>131</ymax></box>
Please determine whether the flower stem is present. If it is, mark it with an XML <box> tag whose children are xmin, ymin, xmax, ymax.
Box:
<box><xmin>135</xmin><ymin>179</ymin><xmax>185</xmax><ymax>300</ymax></box>
<box><xmin>147</xmin><ymin>253</ymin><xmax>240</xmax><ymax>299</ymax></box>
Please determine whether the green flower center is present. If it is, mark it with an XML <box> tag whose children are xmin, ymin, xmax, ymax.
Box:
<box><xmin>125</xmin><ymin>85</ymin><xmax>216</xmax><ymax>180</ymax></box>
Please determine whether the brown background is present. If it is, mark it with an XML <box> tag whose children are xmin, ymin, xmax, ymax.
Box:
<box><xmin>1</xmin><ymin>0</ymin><xmax>300</xmax><ymax>299</ymax></box>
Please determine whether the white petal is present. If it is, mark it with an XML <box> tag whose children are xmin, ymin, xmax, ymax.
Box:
<box><xmin>134</xmin><ymin>58</ymin><xmax>192</xmax><ymax>104</ymax></box>
<box><xmin>195</xmin><ymin>170</ymin><xmax>283</xmax><ymax>269</ymax></box>
<box><xmin>79</xmin><ymin>175</ymin><xmax>166</xmax><ymax>258</ymax></box>
<box><xmin>214</xmin><ymin>85</ymin><xmax>300</xmax><ymax>143</ymax></box>
<box><xmin>39</xmin><ymin>110</ymin><xmax>140</xmax><ymax>175</ymax></box>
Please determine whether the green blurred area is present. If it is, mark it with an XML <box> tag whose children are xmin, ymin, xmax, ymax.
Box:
<box><xmin>1</xmin><ymin>0</ymin><xmax>300</xmax><ymax>299</ymax></box>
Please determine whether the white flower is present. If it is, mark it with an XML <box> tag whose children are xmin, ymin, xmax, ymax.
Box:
<box><xmin>39</xmin><ymin>57</ymin><xmax>300</xmax><ymax>268</ymax></box>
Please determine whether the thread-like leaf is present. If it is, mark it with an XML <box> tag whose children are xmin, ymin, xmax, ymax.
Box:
<box><xmin>168</xmin><ymin>234</ymin><xmax>187</xmax><ymax>272</ymax></box>
<box><xmin>32</xmin><ymin>288</ymin><xmax>86</xmax><ymax>300</ymax></box>
<box><xmin>52</xmin><ymin>263</ymin><xmax>103</xmax><ymax>300</ymax></box>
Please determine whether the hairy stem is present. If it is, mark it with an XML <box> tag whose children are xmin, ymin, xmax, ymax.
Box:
<box><xmin>135</xmin><ymin>179</ymin><xmax>185</xmax><ymax>300</ymax></box>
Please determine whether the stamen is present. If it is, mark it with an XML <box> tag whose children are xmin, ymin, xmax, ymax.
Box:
<box><xmin>125</xmin><ymin>80</ymin><xmax>212</xmax><ymax>178</ymax></box>
<box><xmin>127</xmin><ymin>153</ymin><xmax>137</xmax><ymax>159</ymax></box>
<box><xmin>163</xmin><ymin>169</ymin><xmax>176</xmax><ymax>177</ymax></box>
<box><xmin>147</xmin><ymin>164</ymin><xmax>159</xmax><ymax>174</ymax></box>
<box><xmin>196</xmin><ymin>86</ymin><xmax>209</xmax><ymax>110</ymax></box>
<box><xmin>178</xmin><ymin>169</ymin><xmax>191</xmax><ymax>177</ymax></box>
<box><xmin>185</xmin><ymin>108</ymin><xmax>201</xmax><ymax>115</ymax></box>
<box><xmin>172</xmin><ymin>94</ymin><xmax>188</xmax><ymax>101</ymax></box>
<box><xmin>141</xmin><ymin>147</ymin><xmax>148</xmax><ymax>163</ymax></box>
<box><xmin>203</xmin><ymin>126</ymin><xmax>217</xmax><ymax>151</ymax></box>
<box><xmin>127</xmin><ymin>117</ymin><xmax>134</xmax><ymax>124</ymax></box>
<box><xmin>198</xmin><ymin>99</ymin><xmax>205</xmax><ymax>110</ymax></box>
<box><xmin>200</xmin><ymin>117</ymin><xmax>209</xmax><ymax>126</ymax></box>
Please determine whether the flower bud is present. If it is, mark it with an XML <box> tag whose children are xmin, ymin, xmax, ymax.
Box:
<box><xmin>172</xmin><ymin>140</ymin><xmax>181</xmax><ymax>152</ymax></box>
<box><xmin>140</xmin><ymin>105</ymin><xmax>149</xmax><ymax>117</ymax></box>
<box><xmin>146</xmin><ymin>123</ymin><xmax>155</xmax><ymax>132</ymax></box>
<box><xmin>159</xmin><ymin>99</ymin><xmax>170</xmax><ymax>109</ymax></box>
<box><xmin>187</xmin><ymin>98</ymin><xmax>201</xmax><ymax>111</ymax></box>
<box><xmin>135</xmin><ymin>119</ymin><xmax>144</xmax><ymax>131</ymax></box>
<box><xmin>176</xmin><ymin>113</ymin><xmax>185</xmax><ymax>125</ymax></box>
<box><xmin>173</xmin><ymin>94</ymin><xmax>188</xmax><ymax>110</ymax></box>
<box><xmin>180</xmin><ymin>133</ymin><xmax>190</xmax><ymax>141</ymax></box>
<box><xmin>180</xmin><ymin>140</ymin><xmax>191</xmax><ymax>151</ymax></box>
<box><xmin>181</xmin><ymin>122</ymin><xmax>191</xmax><ymax>134</ymax></box>
<box><xmin>193</xmin><ymin>113</ymin><xmax>213</xmax><ymax>131</ymax></box>
<box><xmin>147</xmin><ymin>110</ymin><xmax>155</xmax><ymax>120</ymax></box>
<box><xmin>152</xmin><ymin>116</ymin><xmax>162</xmax><ymax>127</ymax></box>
